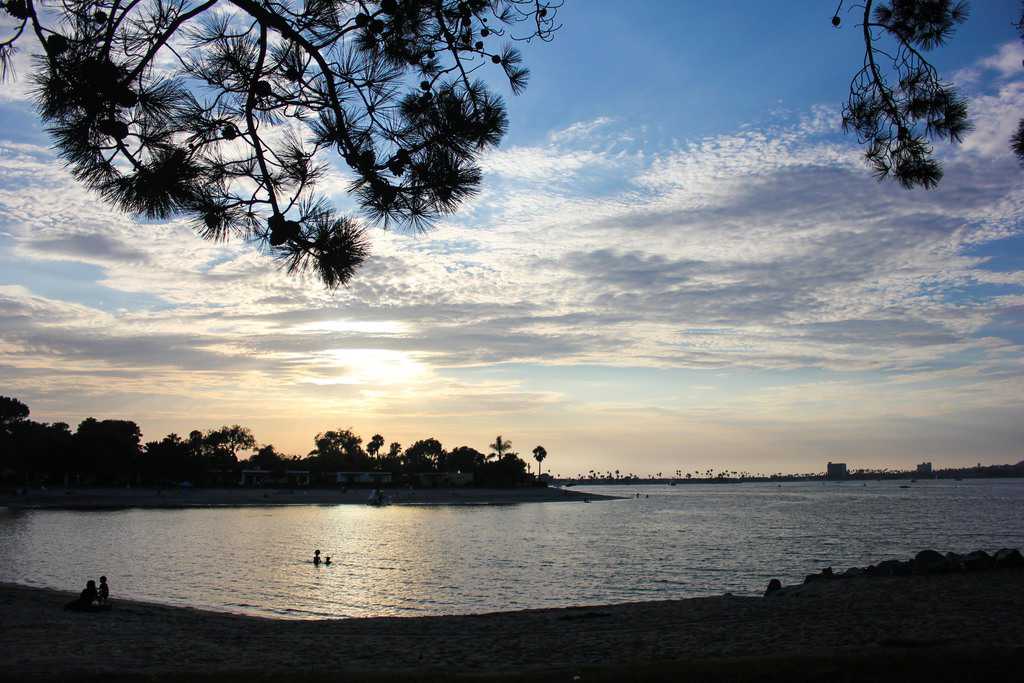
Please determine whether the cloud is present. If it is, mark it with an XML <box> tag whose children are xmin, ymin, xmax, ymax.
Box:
<box><xmin>23</xmin><ymin>233</ymin><xmax>150</xmax><ymax>264</ymax></box>
<box><xmin>980</xmin><ymin>41</ymin><xmax>1024</xmax><ymax>79</ymax></box>
<box><xmin>0</xmin><ymin>41</ymin><xmax>1022</xmax><ymax>465</ymax></box>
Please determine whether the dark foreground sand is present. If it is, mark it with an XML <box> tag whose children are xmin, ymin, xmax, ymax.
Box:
<box><xmin>2</xmin><ymin>570</ymin><xmax>1022</xmax><ymax>682</ymax></box>
<box><xmin>0</xmin><ymin>486</ymin><xmax>615</xmax><ymax>510</ymax></box>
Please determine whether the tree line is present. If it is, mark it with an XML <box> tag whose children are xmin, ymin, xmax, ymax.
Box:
<box><xmin>0</xmin><ymin>396</ymin><xmax>549</xmax><ymax>488</ymax></box>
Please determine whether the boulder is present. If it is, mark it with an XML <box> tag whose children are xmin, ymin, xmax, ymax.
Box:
<box><xmin>764</xmin><ymin>578</ymin><xmax>782</xmax><ymax>596</ymax></box>
<box><xmin>844</xmin><ymin>567</ymin><xmax>864</xmax><ymax>577</ymax></box>
<box><xmin>963</xmin><ymin>550</ymin><xmax>993</xmax><ymax>571</ymax></box>
<box><xmin>994</xmin><ymin>548</ymin><xmax>1024</xmax><ymax>568</ymax></box>
<box><xmin>913</xmin><ymin>549</ymin><xmax>949</xmax><ymax>575</ymax></box>
<box><xmin>876</xmin><ymin>559</ymin><xmax>911</xmax><ymax>577</ymax></box>
<box><xmin>944</xmin><ymin>552</ymin><xmax>963</xmax><ymax>571</ymax></box>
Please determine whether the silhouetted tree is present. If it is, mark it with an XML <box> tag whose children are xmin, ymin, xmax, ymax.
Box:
<box><xmin>488</xmin><ymin>434</ymin><xmax>511</xmax><ymax>461</ymax></box>
<box><xmin>74</xmin><ymin>418</ymin><xmax>143</xmax><ymax>484</ymax></box>
<box><xmin>447</xmin><ymin>445</ymin><xmax>485</xmax><ymax>472</ymax></box>
<box><xmin>0</xmin><ymin>0</ymin><xmax>561</xmax><ymax>287</ymax></box>
<box><xmin>838</xmin><ymin>0</ymin><xmax>971</xmax><ymax>188</ymax></box>
<box><xmin>0</xmin><ymin>396</ymin><xmax>31</xmax><ymax>479</ymax></box>
<box><xmin>143</xmin><ymin>433</ymin><xmax>198</xmax><ymax>483</ymax></box>
<box><xmin>367</xmin><ymin>433</ymin><xmax>385</xmax><ymax>461</ymax></box>
<box><xmin>477</xmin><ymin>446</ymin><xmax>527</xmax><ymax>486</ymax></box>
<box><xmin>309</xmin><ymin>428</ymin><xmax>366</xmax><ymax>470</ymax></box>
<box><xmin>3</xmin><ymin>418</ymin><xmax>72</xmax><ymax>485</ymax></box>
<box><xmin>403</xmin><ymin>437</ymin><xmax>444</xmax><ymax>472</ymax></box>
<box><xmin>202</xmin><ymin>425</ymin><xmax>257</xmax><ymax>465</ymax></box>
<box><xmin>249</xmin><ymin>443</ymin><xmax>286</xmax><ymax>469</ymax></box>
<box><xmin>0</xmin><ymin>396</ymin><xmax>30</xmax><ymax>428</ymax></box>
<box><xmin>1011</xmin><ymin>6</ymin><xmax>1024</xmax><ymax>165</ymax></box>
<box><xmin>531</xmin><ymin>444</ymin><xmax>546</xmax><ymax>476</ymax></box>
<box><xmin>376</xmin><ymin>440</ymin><xmax>403</xmax><ymax>472</ymax></box>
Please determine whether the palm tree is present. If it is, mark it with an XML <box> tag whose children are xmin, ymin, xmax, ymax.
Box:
<box><xmin>489</xmin><ymin>435</ymin><xmax>512</xmax><ymax>461</ymax></box>
<box><xmin>367</xmin><ymin>434</ymin><xmax>385</xmax><ymax>461</ymax></box>
<box><xmin>532</xmin><ymin>445</ymin><xmax>547</xmax><ymax>477</ymax></box>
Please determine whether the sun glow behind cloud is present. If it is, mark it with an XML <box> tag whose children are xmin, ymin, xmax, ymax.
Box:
<box><xmin>307</xmin><ymin>349</ymin><xmax>429</xmax><ymax>387</ymax></box>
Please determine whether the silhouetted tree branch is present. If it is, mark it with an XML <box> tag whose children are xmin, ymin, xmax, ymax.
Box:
<box><xmin>837</xmin><ymin>0</ymin><xmax>972</xmax><ymax>189</ymax></box>
<box><xmin>0</xmin><ymin>0</ymin><xmax>562</xmax><ymax>287</ymax></box>
<box><xmin>1011</xmin><ymin>3</ymin><xmax>1024</xmax><ymax>165</ymax></box>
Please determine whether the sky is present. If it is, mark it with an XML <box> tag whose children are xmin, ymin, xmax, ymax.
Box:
<box><xmin>1</xmin><ymin>1</ymin><xmax>1023</xmax><ymax>476</ymax></box>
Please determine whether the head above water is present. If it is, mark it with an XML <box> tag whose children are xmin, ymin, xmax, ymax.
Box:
<box><xmin>100</xmin><ymin>576</ymin><xmax>107</xmax><ymax>582</ymax></box>
<box><xmin>314</xmin><ymin>549</ymin><xmax>320</xmax><ymax>555</ymax></box>
<box><xmin>86</xmin><ymin>580</ymin><xmax>95</xmax><ymax>588</ymax></box>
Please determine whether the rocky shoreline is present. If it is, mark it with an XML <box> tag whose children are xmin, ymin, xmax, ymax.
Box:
<box><xmin>766</xmin><ymin>547</ymin><xmax>1024</xmax><ymax>596</ymax></box>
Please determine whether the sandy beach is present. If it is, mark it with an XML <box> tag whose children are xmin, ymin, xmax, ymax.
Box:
<box><xmin>2</xmin><ymin>569</ymin><xmax>1022</xmax><ymax>681</ymax></box>
<box><xmin>0</xmin><ymin>486</ymin><xmax>615</xmax><ymax>510</ymax></box>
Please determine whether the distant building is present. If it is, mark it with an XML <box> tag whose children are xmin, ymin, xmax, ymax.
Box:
<box><xmin>239</xmin><ymin>469</ymin><xmax>310</xmax><ymax>487</ymax></box>
<box><xmin>334</xmin><ymin>471</ymin><xmax>393</xmax><ymax>486</ymax></box>
<box><xmin>916</xmin><ymin>462</ymin><xmax>933</xmax><ymax>476</ymax></box>
<box><xmin>416</xmin><ymin>472</ymin><xmax>474</xmax><ymax>488</ymax></box>
<box><xmin>826</xmin><ymin>462</ymin><xmax>848</xmax><ymax>480</ymax></box>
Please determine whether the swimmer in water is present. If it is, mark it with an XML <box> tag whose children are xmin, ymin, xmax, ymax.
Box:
<box><xmin>313</xmin><ymin>549</ymin><xmax>321</xmax><ymax>566</ymax></box>
<box><xmin>325</xmin><ymin>556</ymin><xmax>332</xmax><ymax>566</ymax></box>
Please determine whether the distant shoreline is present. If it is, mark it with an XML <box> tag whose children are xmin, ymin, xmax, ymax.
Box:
<box><xmin>0</xmin><ymin>485</ymin><xmax>619</xmax><ymax>510</ymax></box>
<box><xmin>557</xmin><ymin>474</ymin><xmax>1024</xmax><ymax>485</ymax></box>
<box><xmin>3</xmin><ymin>570</ymin><xmax>1022</xmax><ymax>681</ymax></box>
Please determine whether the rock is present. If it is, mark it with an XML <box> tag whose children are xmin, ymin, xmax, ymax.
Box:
<box><xmin>963</xmin><ymin>550</ymin><xmax>993</xmax><ymax>571</ymax></box>
<box><xmin>803</xmin><ymin>567</ymin><xmax>835</xmax><ymax>585</ymax></box>
<box><xmin>913</xmin><ymin>549</ymin><xmax>949</xmax><ymax>575</ymax></box>
<box><xmin>764</xmin><ymin>578</ymin><xmax>782</xmax><ymax>596</ymax></box>
<box><xmin>843</xmin><ymin>567</ymin><xmax>864</xmax><ymax>577</ymax></box>
<box><xmin>876</xmin><ymin>559</ymin><xmax>907</xmax><ymax>577</ymax></box>
<box><xmin>994</xmin><ymin>548</ymin><xmax>1024</xmax><ymax>568</ymax></box>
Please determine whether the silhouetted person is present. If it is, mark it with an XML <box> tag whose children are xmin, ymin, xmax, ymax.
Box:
<box><xmin>325</xmin><ymin>556</ymin><xmax>332</xmax><ymax>566</ymax></box>
<box><xmin>313</xmin><ymin>549</ymin><xmax>321</xmax><ymax>566</ymax></box>
<box><xmin>97</xmin><ymin>576</ymin><xmax>109</xmax><ymax>604</ymax></box>
<box><xmin>64</xmin><ymin>580</ymin><xmax>97</xmax><ymax>611</ymax></box>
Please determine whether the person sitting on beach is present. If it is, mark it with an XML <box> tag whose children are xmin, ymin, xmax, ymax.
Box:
<box><xmin>313</xmin><ymin>549</ymin><xmax>321</xmax><ymax>566</ymax></box>
<box><xmin>64</xmin><ymin>580</ymin><xmax>98</xmax><ymax>611</ymax></box>
<box><xmin>97</xmin><ymin>576</ymin><xmax>109</xmax><ymax>605</ymax></box>
<box><xmin>324</xmin><ymin>556</ymin><xmax>332</xmax><ymax>566</ymax></box>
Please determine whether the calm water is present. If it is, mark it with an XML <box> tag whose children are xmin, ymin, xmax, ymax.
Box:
<box><xmin>2</xmin><ymin>480</ymin><xmax>1023</xmax><ymax>619</ymax></box>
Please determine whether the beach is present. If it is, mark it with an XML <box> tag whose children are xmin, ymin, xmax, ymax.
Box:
<box><xmin>2</xmin><ymin>569</ymin><xmax>1022</xmax><ymax>681</ymax></box>
<box><xmin>0</xmin><ymin>486</ymin><xmax>615</xmax><ymax>510</ymax></box>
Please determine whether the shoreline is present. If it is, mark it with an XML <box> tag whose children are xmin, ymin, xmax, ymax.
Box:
<box><xmin>3</xmin><ymin>570</ymin><xmax>1023</xmax><ymax>681</ymax></box>
<box><xmin>0</xmin><ymin>485</ymin><xmax>618</xmax><ymax>510</ymax></box>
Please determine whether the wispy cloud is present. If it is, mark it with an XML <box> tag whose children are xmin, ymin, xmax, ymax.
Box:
<box><xmin>0</xmin><ymin>42</ymin><xmax>1022</xmax><ymax>469</ymax></box>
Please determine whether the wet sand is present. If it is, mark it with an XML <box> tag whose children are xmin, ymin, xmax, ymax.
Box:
<box><xmin>0</xmin><ymin>486</ymin><xmax>615</xmax><ymax>510</ymax></box>
<box><xmin>2</xmin><ymin>569</ymin><xmax>1022</xmax><ymax>681</ymax></box>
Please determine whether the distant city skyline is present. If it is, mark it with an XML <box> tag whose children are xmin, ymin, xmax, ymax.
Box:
<box><xmin>2</xmin><ymin>2</ymin><xmax>1023</xmax><ymax>473</ymax></box>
